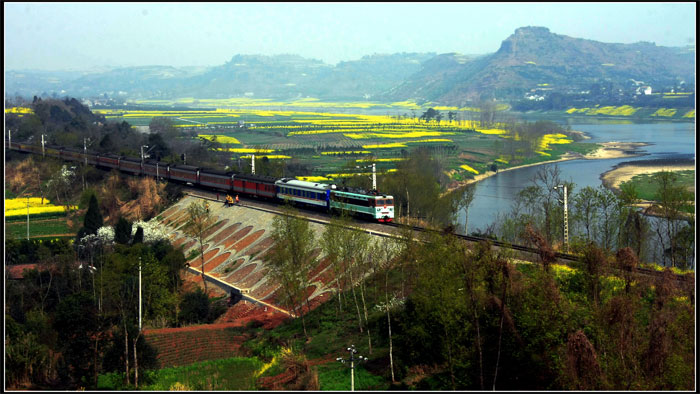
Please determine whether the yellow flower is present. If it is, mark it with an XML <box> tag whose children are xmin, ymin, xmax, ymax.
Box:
<box><xmin>460</xmin><ymin>164</ymin><xmax>479</xmax><ymax>174</ymax></box>
<box><xmin>198</xmin><ymin>134</ymin><xmax>241</xmax><ymax>144</ymax></box>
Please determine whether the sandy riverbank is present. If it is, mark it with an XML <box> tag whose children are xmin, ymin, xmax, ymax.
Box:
<box><xmin>600</xmin><ymin>160</ymin><xmax>695</xmax><ymax>193</ymax></box>
<box><xmin>449</xmin><ymin>141</ymin><xmax>648</xmax><ymax>190</ymax></box>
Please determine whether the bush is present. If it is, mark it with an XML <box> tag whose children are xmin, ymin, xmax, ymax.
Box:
<box><xmin>179</xmin><ymin>288</ymin><xmax>210</xmax><ymax>325</ymax></box>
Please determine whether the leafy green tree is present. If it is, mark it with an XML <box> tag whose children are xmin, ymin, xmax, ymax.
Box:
<box><xmin>183</xmin><ymin>200</ymin><xmax>215</xmax><ymax>294</ymax></box>
<box><xmin>267</xmin><ymin>203</ymin><xmax>317</xmax><ymax>340</ymax></box>
<box><xmin>179</xmin><ymin>288</ymin><xmax>210</xmax><ymax>324</ymax></box>
<box><xmin>419</xmin><ymin>108</ymin><xmax>438</xmax><ymax>123</ymax></box>
<box><xmin>652</xmin><ymin>171</ymin><xmax>694</xmax><ymax>268</ymax></box>
<box><xmin>132</xmin><ymin>226</ymin><xmax>144</xmax><ymax>245</ymax></box>
<box><xmin>114</xmin><ymin>217</ymin><xmax>133</xmax><ymax>245</ymax></box>
<box><xmin>83</xmin><ymin>194</ymin><xmax>104</xmax><ymax>235</ymax></box>
<box><xmin>146</xmin><ymin>132</ymin><xmax>171</xmax><ymax>161</ymax></box>
<box><xmin>573</xmin><ymin>186</ymin><xmax>599</xmax><ymax>242</ymax></box>
<box><xmin>53</xmin><ymin>291</ymin><xmax>100</xmax><ymax>387</ymax></box>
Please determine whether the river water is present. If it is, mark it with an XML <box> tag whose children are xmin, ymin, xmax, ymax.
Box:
<box><xmin>459</xmin><ymin>121</ymin><xmax>696</xmax><ymax>234</ymax></box>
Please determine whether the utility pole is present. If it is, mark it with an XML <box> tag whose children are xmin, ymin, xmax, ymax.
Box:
<box><xmin>554</xmin><ymin>184</ymin><xmax>569</xmax><ymax>252</ymax></box>
<box><xmin>372</xmin><ymin>163</ymin><xmax>376</xmax><ymax>191</ymax></box>
<box><xmin>406</xmin><ymin>190</ymin><xmax>410</xmax><ymax>219</ymax></box>
<box><xmin>26</xmin><ymin>195</ymin><xmax>30</xmax><ymax>240</ymax></box>
<box><xmin>251</xmin><ymin>154</ymin><xmax>255</xmax><ymax>175</ymax></box>
<box><xmin>337</xmin><ymin>345</ymin><xmax>367</xmax><ymax>391</ymax></box>
<box><xmin>84</xmin><ymin>138</ymin><xmax>89</xmax><ymax>166</ymax></box>
<box><xmin>141</xmin><ymin>145</ymin><xmax>148</xmax><ymax>174</ymax></box>
<box><xmin>41</xmin><ymin>134</ymin><xmax>46</xmax><ymax>157</ymax></box>
<box><xmin>139</xmin><ymin>256</ymin><xmax>142</xmax><ymax>331</ymax></box>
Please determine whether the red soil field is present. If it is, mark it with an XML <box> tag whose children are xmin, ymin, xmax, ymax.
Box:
<box><xmin>209</xmin><ymin>223</ymin><xmax>241</xmax><ymax>245</ymax></box>
<box><xmin>203</xmin><ymin>251</ymin><xmax>231</xmax><ymax>272</ymax></box>
<box><xmin>172</xmin><ymin>236</ymin><xmax>186</xmax><ymax>248</ymax></box>
<box><xmin>311</xmin><ymin>266</ymin><xmax>337</xmax><ymax>288</ymax></box>
<box><xmin>180</xmin><ymin>240</ymin><xmax>196</xmax><ymax>252</ymax></box>
<box><xmin>223</xmin><ymin>226</ymin><xmax>253</xmax><ymax>248</ymax></box>
<box><xmin>163</xmin><ymin>210</ymin><xmax>187</xmax><ymax>227</ymax></box>
<box><xmin>159</xmin><ymin>205</ymin><xmax>181</xmax><ymax>221</ymax></box>
<box><xmin>308</xmin><ymin>256</ymin><xmax>331</xmax><ymax>280</ymax></box>
<box><xmin>239</xmin><ymin>267</ymin><xmax>268</xmax><ymax>289</ymax></box>
<box><xmin>250</xmin><ymin>278</ymin><xmax>278</xmax><ymax>300</ymax></box>
<box><xmin>201</xmin><ymin>219</ymin><xmax>229</xmax><ymax>240</ymax></box>
<box><xmin>228</xmin><ymin>262</ymin><xmax>257</xmax><ymax>283</ymax></box>
<box><xmin>306</xmin><ymin>291</ymin><xmax>332</xmax><ymax>312</ymax></box>
<box><xmin>240</xmin><ymin>236</ymin><xmax>274</xmax><ymax>259</ymax></box>
<box><xmin>186</xmin><ymin>243</ymin><xmax>211</xmax><ymax>260</ymax></box>
<box><xmin>232</xmin><ymin>229</ymin><xmax>265</xmax><ymax>252</ymax></box>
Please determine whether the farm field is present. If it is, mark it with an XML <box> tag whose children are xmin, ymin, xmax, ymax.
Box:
<box><xmin>5</xmin><ymin>196</ymin><xmax>77</xmax><ymax>240</ymax></box>
<box><xmin>562</xmin><ymin>104</ymin><xmax>694</xmax><ymax>120</ymax></box>
<box><xmin>5</xmin><ymin>218</ymin><xmax>73</xmax><ymax>240</ymax></box>
<box><xmin>94</xmin><ymin>105</ymin><xmax>595</xmax><ymax>184</ymax></box>
<box><xmin>98</xmin><ymin>357</ymin><xmax>263</xmax><ymax>390</ymax></box>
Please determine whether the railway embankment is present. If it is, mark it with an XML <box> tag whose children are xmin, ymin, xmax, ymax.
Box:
<box><xmin>154</xmin><ymin>194</ymin><xmax>348</xmax><ymax>321</ymax></box>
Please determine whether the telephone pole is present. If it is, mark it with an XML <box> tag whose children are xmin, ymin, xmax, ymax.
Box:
<box><xmin>554</xmin><ymin>184</ymin><xmax>569</xmax><ymax>252</ymax></box>
<box><xmin>139</xmin><ymin>256</ymin><xmax>142</xmax><ymax>331</ymax></box>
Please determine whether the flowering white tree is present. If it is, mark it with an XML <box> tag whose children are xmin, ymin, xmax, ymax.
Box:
<box><xmin>131</xmin><ymin>220</ymin><xmax>169</xmax><ymax>244</ymax></box>
<box><xmin>46</xmin><ymin>165</ymin><xmax>77</xmax><ymax>203</ymax></box>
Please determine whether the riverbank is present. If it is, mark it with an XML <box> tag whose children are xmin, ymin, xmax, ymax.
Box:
<box><xmin>448</xmin><ymin>141</ymin><xmax>648</xmax><ymax>190</ymax></box>
<box><xmin>600</xmin><ymin>158</ymin><xmax>695</xmax><ymax>193</ymax></box>
<box><xmin>600</xmin><ymin>158</ymin><xmax>695</xmax><ymax>217</ymax></box>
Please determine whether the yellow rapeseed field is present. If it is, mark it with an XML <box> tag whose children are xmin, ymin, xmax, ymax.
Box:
<box><xmin>295</xmin><ymin>176</ymin><xmax>331</xmax><ymax>182</ymax></box>
<box><xmin>460</xmin><ymin>164</ymin><xmax>479</xmax><ymax>174</ymax></box>
<box><xmin>5</xmin><ymin>197</ymin><xmax>75</xmax><ymax>218</ymax></box>
<box><xmin>651</xmin><ymin>108</ymin><xmax>677</xmax><ymax>117</ymax></box>
<box><xmin>5</xmin><ymin>107</ymin><xmax>34</xmax><ymax>114</ymax></box>
<box><xmin>321</xmin><ymin>151</ymin><xmax>371</xmax><ymax>155</ymax></box>
<box><xmin>216</xmin><ymin>148</ymin><xmax>275</xmax><ymax>153</ymax></box>
<box><xmin>362</xmin><ymin>139</ymin><xmax>452</xmax><ymax>149</ymax></box>
<box><xmin>198</xmin><ymin>134</ymin><xmax>241</xmax><ymax>144</ymax></box>
<box><xmin>343</xmin><ymin>131</ymin><xmax>456</xmax><ymax>139</ymax></box>
<box><xmin>356</xmin><ymin>158</ymin><xmax>405</xmax><ymax>162</ymax></box>
<box><xmin>535</xmin><ymin>133</ymin><xmax>573</xmax><ymax>156</ymax></box>
<box><xmin>240</xmin><ymin>155</ymin><xmax>291</xmax><ymax>159</ymax></box>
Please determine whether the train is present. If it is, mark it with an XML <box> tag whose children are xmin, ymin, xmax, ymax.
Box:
<box><xmin>6</xmin><ymin>140</ymin><xmax>394</xmax><ymax>222</ymax></box>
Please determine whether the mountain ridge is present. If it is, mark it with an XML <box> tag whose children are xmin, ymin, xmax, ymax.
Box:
<box><xmin>5</xmin><ymin>27</ymin><xmax>694</xmax><ymax>106</ymax></box>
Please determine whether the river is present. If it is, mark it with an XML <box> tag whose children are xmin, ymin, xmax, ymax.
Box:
<box><xmin>459</xmin><ymin>120</ymin><xmax>695</xmax><ymax>234</ymax></box>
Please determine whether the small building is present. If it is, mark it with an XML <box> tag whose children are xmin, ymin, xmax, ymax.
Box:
<box><xmin>6</xmin><ymin>264</ymin><xmax>38</xmax><ymax>280</ymax></box>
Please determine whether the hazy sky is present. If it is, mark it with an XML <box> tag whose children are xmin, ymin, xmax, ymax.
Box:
<box><xmin>4</xmin><ymin>2</ymin><xmax>696</xmax><ymax>71</ymax></box>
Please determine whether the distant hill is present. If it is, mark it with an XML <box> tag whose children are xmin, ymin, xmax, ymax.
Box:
<box><xmin>4</xmin><ymin>27</ymin><xmax>694</xmax><ymax>107</ymax></box>
<box><xmin>382</xmin><ymin>26</ymin><xmax>695</xmax><ymax>105</ymax></box>
<box><xmin>5</xmin><ymin>53</ymin><xmax>435</xmax><ymax>101</ymax></box>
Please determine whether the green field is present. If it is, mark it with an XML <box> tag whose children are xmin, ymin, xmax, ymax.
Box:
<box><xmin>5</xmin><ymin>218</ymin><xmax>73</xmax><ymax>240</ymax></box>
<box><xmin>96</xmin><ymin>107</ymin><xmax>597</xmax><ymax>183</ymax></box>
<box><xmin>620</xmin><ymin>170</ymin><xmax>695</xmax><ymax>202</ymax></box>
<box><xmin>98</xmin><ymin>357</ymin><xmax>263</xmax><ymax>390</ymax></box>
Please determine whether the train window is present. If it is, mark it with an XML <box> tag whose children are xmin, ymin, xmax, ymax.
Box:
<box><xmin>376</xmin><ymin>199</ymin><xmax>384</xmax><ymax>206</ymax></box>
<box><xmin>386</xmin><ymin>199</ymin><xmax>394</xmax><ymax>205</ymax></box>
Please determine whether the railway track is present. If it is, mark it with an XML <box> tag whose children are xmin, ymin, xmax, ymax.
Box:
<box><xmin>183</xmin><ymin>187</ymin><xmax>693</xmax><ymax>284</ymax></box>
